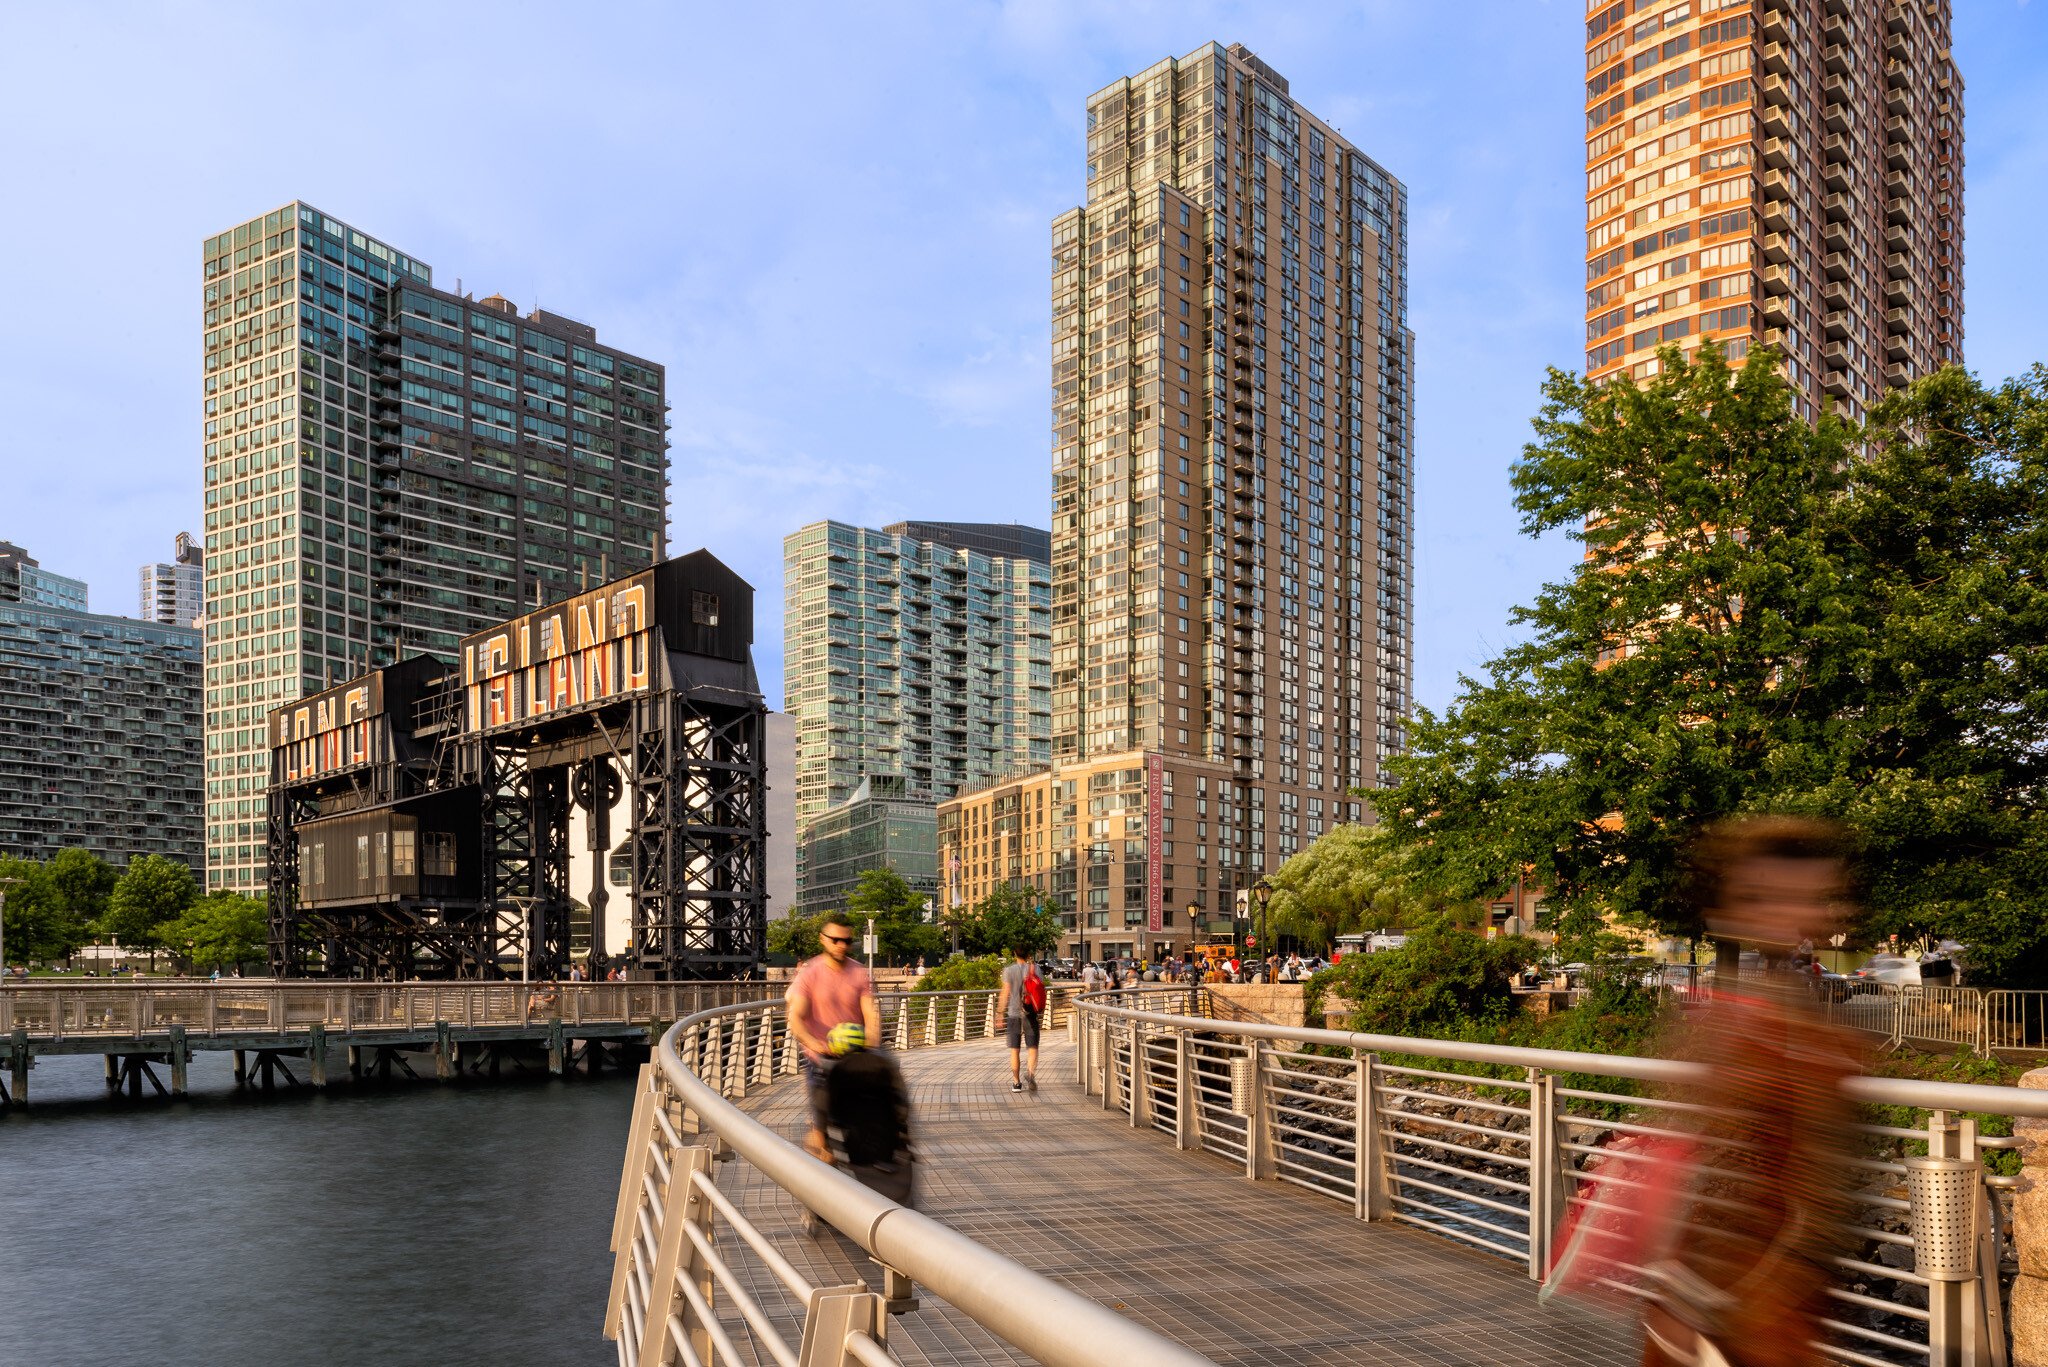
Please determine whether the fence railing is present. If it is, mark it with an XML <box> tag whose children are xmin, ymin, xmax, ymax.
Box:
<box><xmin>1076</xmin><ymin>987</ymin><xmax>2048</xmax><ymax>1367</ymax></box>
<box><xmin>1819</xmin><ymin>983</ymin><xmax>2048</xmax><ymax>1056</ymax></box>
<box><xmin>607</xmin><ymin>984</ymin><xmax>1209</xmax><ymax>1367</ymax></box>
<box><xmin>0</xmin><ymin>981</ymin><xmax>779</xmax><ymax>1040</ymax></box>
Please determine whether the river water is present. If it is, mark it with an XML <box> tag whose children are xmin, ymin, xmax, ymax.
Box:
<box><xmin>0</xmin><ymin>1049</ymin><xmax>635</xmax><ymax>1367</ymax></box>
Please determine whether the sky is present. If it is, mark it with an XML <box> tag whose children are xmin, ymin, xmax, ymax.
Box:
<box><xmin>1</xmin><ymin>2</ymin><xmax>2043</xmax><ymax>716</ymax></box>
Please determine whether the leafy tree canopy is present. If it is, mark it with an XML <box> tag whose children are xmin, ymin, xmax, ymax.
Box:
<box><xmin>0</xmin><ymin>855</ymin><xmax>89</xmax><ymax>964</ymax></box>
<box><xmin>45</xmin><ymin>848</ymin><xmax>116</xmax><ymax>929</ymax></box>
<box><xmin>845</xmin><ymin>868</ymin><xmax>946</xmax><ymax>963</ymax></box>
<box><xmin>99</xmin><ymin>855</ymin><xmax>200</xmax><ymax>950</ymax></box>
<box><xmin>956</xmin><ymin>884</ymin><xmax>1062</xmax><ymax>958</ymax></box>
<box><xmin>913</xmin><ymin>954</ymin><xmax>1004</xmax><ymax>992</ymax></box>
<box><xmin>160</xmin><ymin>892</ymin><xmax>268</xmax><ymax>971</ymax></box>
<box><xmin>1311</xmin><ymin>917</ymin><xmax>1539</xmax><ymax>1038</ymax></box>
<box><xmin>1265</xmin><ymin>824</ymin><xmax>1457</xmax><ymax>950</ymax></box>
<box><xmin>1371</xmin><ymin>350</ymin><xmax>2048</xmax><ymax>984</ymax></box>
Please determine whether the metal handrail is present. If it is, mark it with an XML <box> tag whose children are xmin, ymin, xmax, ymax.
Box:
<box><xmin>610</xmin><ymin>985</ymin><xmax>1213</xmax><ymax>1367</ymax></box>
<box><xmin>1074</xmin><ymin>987</ymin><xmax>2048</xmax><ymax>1367</ymax></box>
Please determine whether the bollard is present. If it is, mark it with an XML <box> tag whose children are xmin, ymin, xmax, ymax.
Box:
<box><xmin>2010</xmin><ymin>1067</ymin><xmax>2048</xmax><ymax>1366</ymax></box>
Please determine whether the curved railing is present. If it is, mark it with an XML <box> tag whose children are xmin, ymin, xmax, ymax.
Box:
<box><xmin>1073</xmin><ymin>988</ymin><xmax>2048</xmax><ymax>1367</ymax></box>
<box><xmin>605</xmin><ymin>984</ymin><xmax>1216</xmax><ymax>1367</ymax></box>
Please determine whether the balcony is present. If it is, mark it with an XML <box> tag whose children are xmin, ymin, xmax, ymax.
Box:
<box><xmin>1884</xmin><ymin>362</ymin><xmax>1911</xmax><ymax>387</ymax></box>
<box><xmin>1761</xmin><ymin>40</ymin><xmax>1792</xmax><ymax>75</ymax></box>
<box><xmin>1821</xmin><ymin>251</ymin><xmax>1853</xmax><ymax>282</ymax></box>
<box><xmin>1823</xmin><ymin>101</ymin><xmax>1851</xmax><ymax>134</ymax></box>
<box><xmin>1884</xmin><ymin>250</ymin><xmax>1912</xmax><ymax>280</ymax></box>
<box><xmin>1761</xmin><ymin>135</ymin><xmax>1794</xmax><ymax>170</ymax></box>
<box><xmin>1822</xmin><ymin>309</ymin><xmax>1852</xmax><ymax>341</ymax></box>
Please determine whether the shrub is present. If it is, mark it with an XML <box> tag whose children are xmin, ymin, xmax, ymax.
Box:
<box><xmin>912</xmin><ymin>954</ymin><xmax>1003</xmax><ymax>993</ymax></box>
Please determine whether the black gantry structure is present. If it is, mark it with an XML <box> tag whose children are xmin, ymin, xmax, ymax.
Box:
<box><xmin>265</xmin><ymin>551</ymin><xmax>767</xmax><ymax>980</ymax></box>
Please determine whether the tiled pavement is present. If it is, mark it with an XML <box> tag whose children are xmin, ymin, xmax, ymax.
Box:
<box><xmin>715</xmin><ymin>1037</ymin><xmax>1641</xmax><ymax>1366</ymax></box>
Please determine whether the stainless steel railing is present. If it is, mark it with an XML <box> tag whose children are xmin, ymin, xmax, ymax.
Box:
<box><xmin>1076</xmin><ymin>987</ymin><xmax>2048</xmax><ymax>1367</ymax></box>
<box><xmin>607</xmin><ymin>984</ymin><xmax>1213</xmax><ymax>1367</ymax></box>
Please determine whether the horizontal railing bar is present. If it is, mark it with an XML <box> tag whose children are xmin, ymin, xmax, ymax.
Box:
<box><xmin>1385</xmin><ymin>1148</ymin><xmax>1532</xmax><ymax>1194</ymax></box>
<box><xmin>1387</xmin><ymin>1206</ymin><xmax>1529</xmax><ymax>1259</ymax></box>
<box><xmin>1074</xmin><ymin>993</ymin><xmax>2048</xmax><ymax>1116</ymax></box>
<box><xmin>1383</xmin><ymin>1129</ymin><xmax>1534</xmax><ymax>1170</ymax></box>
<box><xmin>689</xmin><ymin>1172</ymin><xmax>815</xmax><ymax>1303</ymax></box>
<box><xmin>679</xmin><ymin>1218</ymin><xmax>801</xmax><ymax>1367</ymax></box>
<box><xmin>1374</xmin><ymin>1084</ymin><xmax>1531</xmax><ymax>1118</ymax></box>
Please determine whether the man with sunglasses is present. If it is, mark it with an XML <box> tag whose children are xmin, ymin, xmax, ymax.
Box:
<box><xmin>787</xmin><ymin>912</ymin><xmax>883</xmax><ymax>1162</ymax></box>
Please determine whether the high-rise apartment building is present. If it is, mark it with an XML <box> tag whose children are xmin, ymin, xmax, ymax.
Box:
<box><xmin>0</xmin><ymin>542</ymin><xmax>89</xmax><ymax>612</ymax></box>
<box><xmin>0</xmin><ymin>600</ymin><xmax>203</xmax><ymax>868</ymax></box>
<box><xmin>783</xmin><ymin>519</ymin><xmax>1050</xmax><ymax>906</ymax></box>
<box><xmin>1583</xmin><ymin>0</ymin><xmax>1962</xmax><ymax>420</ymax></box>
<box><xmin>941</xmin><ymin>44</ymin><xmax>1413</xmax><ymax>961</ymax></box>
<box><xmin>139</xmin><ymin>532</ymin><xmax>205</xmax><ymax>627</ymax></box>
<box><xmin>202</xmin><ymin>202</ymin><xmax>669</xmax><ymax>891</ymax></box>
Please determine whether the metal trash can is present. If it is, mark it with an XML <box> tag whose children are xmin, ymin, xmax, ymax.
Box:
<box><xmin>1229</xmin><ymin>1054</ymin><xmax>1253</xmax><ymax>1116</ymax></box>
<box><xmin>1902</xmin><ymin>1155</ymin><xmax>1981</xmax><ymax>1282</ymax></box>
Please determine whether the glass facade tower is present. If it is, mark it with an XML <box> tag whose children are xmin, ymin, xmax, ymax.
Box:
<box><xmin>782</xmin><ymin>519</ymin><xmax>1050</xmax><ymax>833</ymax></box>
<box><xmin>201</xmin><ymin>202</ymin><xmax>669</xmax><ymax>891</ymax></box>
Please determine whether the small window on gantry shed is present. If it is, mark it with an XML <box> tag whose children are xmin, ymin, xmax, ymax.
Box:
<box><xmin>691</xmin><ymin>591</ymin><xmax>720</xmax><ymax>627</ymax></box>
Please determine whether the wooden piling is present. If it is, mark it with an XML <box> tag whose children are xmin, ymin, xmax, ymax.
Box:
<box><xmin>169</xmin><ymin>1026</ymin><xmax>188</xmax><ymax>1097</ymax></box>
<box><xmin>308</xmin><ymin>1025</ymin><xmax>327</xmax><ymax>1087</ymax></box>
<box><xmin>232</xmin><ymin>1049</ymin><xmax>248</xmax><ymax>1088</ymax></box>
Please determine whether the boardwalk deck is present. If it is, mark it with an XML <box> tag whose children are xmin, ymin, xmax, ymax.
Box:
<box><xmin>717</xmin><ymin>1036</ymin><xmax>1640</xmax><ymax>1367</ymax></box>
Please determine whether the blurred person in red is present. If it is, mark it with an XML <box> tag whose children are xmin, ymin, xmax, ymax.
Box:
<box><xmin>1641</xmin><ymin>816</ymin><xmax>1869</xmax><ymax>1367</ymax></box>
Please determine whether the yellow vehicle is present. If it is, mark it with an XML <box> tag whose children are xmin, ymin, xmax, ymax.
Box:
<box><xmin>1190</xmin><ymin>943</ymin><xmax>1236</xmax><ymax>969</ymax></box>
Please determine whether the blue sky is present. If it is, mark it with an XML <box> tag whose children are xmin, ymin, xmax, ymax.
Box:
<box><xmin>2</xmin><ymin>2</ymin><xmax>2042</xmax><ymax>713</ymax></box>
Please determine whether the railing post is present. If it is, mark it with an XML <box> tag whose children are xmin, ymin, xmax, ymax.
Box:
<box><xmin>953</xmin><ymin>993</ymin><xmax>966</xmax><ymax>1043</ymax></box>
<box><xmin>604</xmin><ymin>1066</ymin><xmax>661</xmax><ymax>1341</ymax></box>
<box><xmin>732</xmin><ymin>1014</ymin><xmax>751</xmax><ymax>1100</ymax></box>
<box><xmin>1175</xmin><ymin>1030</ymin><xmax>1196</xmax><ymax>1150</ymax></box>
<box><xmin>637</xmin><ymin>1144</ymin><xmax>717</xmax><ymax>1367</ymax></box>
<box><xmin>1527</xmin><ymin>1068</ymin><xmax>1559</xmax><ymax>1282</ymax></box>
<box><xmin>1130</xmin><ymin>1027</ymin><xmax>1149</xmax><ymax>1130</ymax></box>
<box><xmin>1922</xmin><ymin>1110</ymin><xmax>1968</xmax><ymax>1367</ymax></box>
<box><xmin>984</xmin><ymin>992</ymin><xmax>997</xmax><ymax>1039</ymax></box>
<box><xmin>795</xmin><ymin>1283</ymin><xmax>891</xmax><ymax>1367</ymax></box>
<box><xmin>1243</xmin><ymin>1038</ymin><xmax>1271</xmax><ymax>1181</ymax></box>
<box><xmin>1355</xmin><ymin>1050</ymin><xmax>1386</xmax><ymax>1220</ymax></box>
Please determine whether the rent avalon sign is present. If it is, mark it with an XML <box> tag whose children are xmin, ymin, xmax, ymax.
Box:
<box><xmin>460</xmin><ymin>570</ymin><xmax>656</xmax><ymax>733</ymax></box>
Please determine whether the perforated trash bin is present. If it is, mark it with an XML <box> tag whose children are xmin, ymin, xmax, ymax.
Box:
<box><xmin>1902</xmin><ymin>1155</ymin><xmax>1980</xmax><ymax>1282</ymax></box>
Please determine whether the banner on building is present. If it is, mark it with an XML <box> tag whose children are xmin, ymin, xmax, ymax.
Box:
<box><xmin>1146</xmin><ymin>753</ymin><xmax>1164</xmax><ymax>933</ymax></box>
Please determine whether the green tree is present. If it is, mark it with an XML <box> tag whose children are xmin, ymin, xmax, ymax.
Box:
<box><xmin>912</xmin><ymin>954</ymin><xmax>1005</xmax><ymax>992</ymax></box>
<box><xmin>159</xmin><ymin>892</ymin><xmax>269</xmax><ymax>972</ymax></box>
<box><xmin>766</xmin><ymin>911</ymin><xmax>823</xmax><ymax>962</ymax></box>
<box><xmin>45</xmin><ymin>848</ymin><xmax>116</xmax><ymax>937</ymax></box>
<box><xmin>845</xmin><ymin>867</ymin><xmax>946</xmax><ymax>964</ymax></box>
<box><xmin>1312</xmin><ymin>916</ymin><xmax>1538</xmax><ymax>1038</ymax></box>
<box><xmin>0</xmin><ymin>856</ymin><xmax>88</xmax><ymax>965</ymax></box>
<box><xmin>957</xmin><ymin>884</ymin><xmax>1061</xmax><ymax>958</ymax></box>
<box><xmin>99</xmin><ymin>854</ymin><xmax>200</xmax><ymax>958</ymax></box>
<box><xmin>1265</xmin><ymin>824</ymin><xmax>1447</xmax><ymax>950</ymax></box>
<box><xmin>1373</xmin><ymin>350</ymin><xmax>2048</xmax><ymax>982</ymax></box>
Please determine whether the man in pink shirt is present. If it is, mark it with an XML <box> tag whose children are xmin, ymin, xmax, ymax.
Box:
<box><xmin>786</xmin><ymin>912</ymin><xmax>883</xmax><ymax>1161</ymax></box>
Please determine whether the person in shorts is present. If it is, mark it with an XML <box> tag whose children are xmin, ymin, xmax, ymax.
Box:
<box><xmin>994</xmin><ymin>943</ymin><xmax>1043</xmax><ymax>1093</ymax></box>
<box><xmin>786</xmin><ymin>913</ymin><xmax>881</xmax><ymax>1161</ymax></box>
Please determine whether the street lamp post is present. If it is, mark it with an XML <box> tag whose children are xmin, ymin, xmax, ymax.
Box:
<box><xmin>1253</xmin><ymin>878</ymin><xmax>1273</xmax><ymax>982</ymax></box>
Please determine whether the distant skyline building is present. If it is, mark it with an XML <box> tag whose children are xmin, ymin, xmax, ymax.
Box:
<box><xmin>783</xmin><ymin>519</ymin><xmax>1050</xmax><ymax>906</ymax></box>
<box><xmin>941</xmin><ymin>42</ymin><xmax>1413</xmax><ymax>962</ymax></box>
<box><xmin>797</xmin><ymin>774</ymin><xmax>940</xmax><ymax>916</ymax></box>
<box><xmin>0</xmin><ymin>541</ymin><xmax>89</xmax><ymax>613</ymax></box>
<box><xmin>139</xmin><ymin>531</ymin><xmax>205</xmax><ymax>627</ymax></box>
<box><xmin>201</xmin><ymin>201</ymin><xmax>670</xmax><ymax>891</ymax></box>
<box><xmin>0</xmin><ymin>600</ymin><xmax>203</xmax><ymax>868</ymax></box>
<box><xmin>1583</xmin><ymin>0</ymin><xmax>1963</xmax><ymax>419</ymax></box>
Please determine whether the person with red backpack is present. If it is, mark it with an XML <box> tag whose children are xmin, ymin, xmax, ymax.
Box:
<box><xmin>995</xmin><ymin>943</ymin><xmax>1045</xmax><ymax>1093</ymax></box>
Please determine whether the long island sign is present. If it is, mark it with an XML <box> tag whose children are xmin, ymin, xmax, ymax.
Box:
<box><xmin>461</xmin><ymin>570</ymin><xmax>656</xmax><ymax>734</ymax></box>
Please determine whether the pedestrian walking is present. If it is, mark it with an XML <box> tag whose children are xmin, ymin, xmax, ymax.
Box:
<box><xmin>994</xmin><ymin>944</ymin><xmax>1044</xmax><ymax>1093</ymax></box>
<box><xmin>1545</xmin><ymin>816</ymin><xmax>1866</xmax><ymax>1367</ymax></box>
<box><xmin>786</xmin><ymin>912</ymin><xmax>884</xmax><ymax>1163</ymax></box>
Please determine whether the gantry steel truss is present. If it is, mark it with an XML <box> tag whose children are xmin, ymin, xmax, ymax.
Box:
<box><xmin>268</xmin><ymin>668</ymin><xmax>766</xmax><ymax>982</ymax></box>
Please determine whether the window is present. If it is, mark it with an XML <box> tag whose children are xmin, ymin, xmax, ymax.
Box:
<box><xmin>392</xmin><ymin>827</ymin><xmax>416</xmax><ymax>877</ymax></box>
<box><xmin>356</xmin><ymin>834</ymin><xmax>370</xmax><ymax>880</ymax></box>
<box><xmin>692</xmin><ymin>590</ymin><xmax>720</xmax><ymax>626</ymax></box>
<box><xmin>423</xmin><ymin>832</ymin><xmax>457</xmax><ymax>878</ymax></box>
